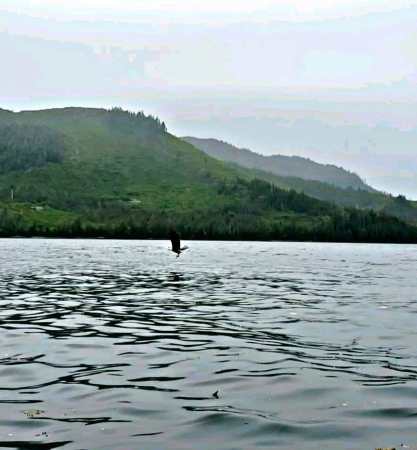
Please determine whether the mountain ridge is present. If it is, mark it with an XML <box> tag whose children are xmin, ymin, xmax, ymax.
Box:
<box><xmin>183</xmin><ymin>137</ymin><xmax>373</xmax><ymax>191</ymax></box>
<box><xmin>0</xmin><ymin>106</ymin><xmax>416</xmax><ymax>243</ymax></box>
<box><xmin>183</xmin><ymin>136</ymin><xmax>417</xmax><ymax>224</ymax></box>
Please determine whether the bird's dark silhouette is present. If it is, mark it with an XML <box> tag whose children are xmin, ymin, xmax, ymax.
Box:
<box><xmin>169</xmin><ymin>229</ymin><xmax>188</xmax><ymax>257</ymax></box>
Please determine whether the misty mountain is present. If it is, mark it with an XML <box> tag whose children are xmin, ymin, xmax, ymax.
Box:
<box><xmin>183</xmin><ymin>137</ymin><xmax>372</xmax><ymax>191</ymax></box>
<box><xmin>2</xmin><ymin>7</ymin><xmax>417</xmax><ymax>199</ymax></box>
<box><xmin>179</xmin><ymin>116</ymin><xmax>417</xmax><ymax>199</ymax></box>
<box><xmin>183</xmin><ymin>136</ymin><xmax>417</xmax><ymax>224</ymax></box>
<box><xmin>0</xmin><ymin>107</ymin><xmax>415</xmax><ymax>243</ymax></box>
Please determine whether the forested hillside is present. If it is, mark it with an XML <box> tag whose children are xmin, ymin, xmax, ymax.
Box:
<box><xmin>183</xmin><ymin>137</ymin><xmax>372</xmax><ymax>190</ymax></box>
<box><xmin>184</xmin><ymin>136</ymin><xmax>417</xmax><ymax>224</ymax></box>
<box><xmin>0</xmin><ymin>107</ymin><xmax>416</xmax><ymax>243</ymax></box>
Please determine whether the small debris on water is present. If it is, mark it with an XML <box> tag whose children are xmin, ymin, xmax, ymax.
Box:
<box><xmin>212</xmin><ymin>390</ymin><xmax>219</xmax><ymax>399</ymax></box>
<box><xmin>24</xmin><ymin>409</ymin><xmax>44</xmax><ymax>418</ymax></box>
<box><xmin>36</xmin><ymin>432</ymin><xmax>49</xmax><ymax>438</ymax></box>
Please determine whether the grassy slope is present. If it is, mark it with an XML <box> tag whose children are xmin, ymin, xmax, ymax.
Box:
<box><xmin>0</xmin><ymin>107</ymin><xmax>416</xmax><ymax>242</ymax></box>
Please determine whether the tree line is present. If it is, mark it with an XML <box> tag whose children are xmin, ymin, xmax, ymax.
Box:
<box><xmin>1</xmin><ymin>178</ymin><xmax>416</xmax><ymax>243</ymax></box>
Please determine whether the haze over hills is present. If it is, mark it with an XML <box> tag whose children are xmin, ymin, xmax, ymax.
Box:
<box><xmin>183</xmin><ymin>136</ymin><xmax>417</xmax><ymax>224</ymax></box>
<box><xmin>183</xmin><ymin>137</ymin><xmax>373</xmax><ymax>191</ymax></box>
<box><xmin>181</xmin><ymin>116</ymin><xmax>417</xmax><ymax>199</ymax></box>
<box><xmin>1</xmin><ymin>5</ymin><xmax>417</xmax><ymax>200</ymax></box>
<box><xmin>0</xmin><ymin>106</ymin><xmax>416</xmax><ymax>243</ymax></box>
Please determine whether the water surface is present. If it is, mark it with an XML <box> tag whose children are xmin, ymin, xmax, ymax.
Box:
<box><xmin>0</xmin><ymin>239</ymin><xmax>417</xmax><ymax>449</ymax></box>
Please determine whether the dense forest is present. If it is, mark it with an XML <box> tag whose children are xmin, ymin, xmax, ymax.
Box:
<box><xmin>0</xmin><ymin>107</ymin><xmax>416</xmax><ymax>243</ymax></box>
<box><xmin>0</xmin><ymin>123</ymin><xmax>66</xmax><ymax>173</ymax></box>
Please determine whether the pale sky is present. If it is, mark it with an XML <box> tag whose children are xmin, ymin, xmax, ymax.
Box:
<box><xmin>2</xmin><ymin>0</ymin><xmax>417</xmax><ymax>22</ymax></box>
<box><xmin>1</xmin><ymin>1</ymin><xmax>417</xmax><ymax>197</ymax></box>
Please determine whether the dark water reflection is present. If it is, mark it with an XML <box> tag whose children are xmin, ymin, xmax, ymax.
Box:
<box><xmin>1</xmin><ymin>239</ymin><xmax>417</xmax><ymax>449</ymax></box>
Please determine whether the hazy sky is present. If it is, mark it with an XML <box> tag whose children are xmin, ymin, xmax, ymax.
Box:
<box><xmin>1</xmin><ymin>1</ymin><xmax>417</xmax><ymax>197</ymax></box>
<box><xmin>3</xmin><ymin>0</ymin><xmax>417</xmax><ymax>21</ymax></box>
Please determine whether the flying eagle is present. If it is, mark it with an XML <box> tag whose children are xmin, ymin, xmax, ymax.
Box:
<box><xmin>169</xmin><ymin>229</ymin><xmax>188</xmax><ymax>257</ymax></box>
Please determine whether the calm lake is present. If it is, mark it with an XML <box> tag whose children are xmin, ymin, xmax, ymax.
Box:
<box><xmin>1</xmin><ymin>239</ymin><xmax>417</xmax><ymax>450</ymax></box>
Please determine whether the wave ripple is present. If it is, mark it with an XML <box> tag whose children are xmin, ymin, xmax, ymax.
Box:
<box><xmin>0</xmin><ymin>239</ymin><xmax>417</xmax><ymax>449</ymax></box>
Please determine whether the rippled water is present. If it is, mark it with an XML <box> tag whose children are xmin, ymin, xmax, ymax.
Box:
<box><xmin>1</xmin><ymin>239</ymin><xmax>417</xmax><ymax>449</ymax></box>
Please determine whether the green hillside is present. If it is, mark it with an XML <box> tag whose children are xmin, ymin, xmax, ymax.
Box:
<box><xmin>183</xmin><ymin>136</ymin><xmax>417</xmax><ymax>224</ymax></box>
<box><xmin>0</xmin><ymin>107</ymin><xmax>416</xmax><ymax>243</ymax></box>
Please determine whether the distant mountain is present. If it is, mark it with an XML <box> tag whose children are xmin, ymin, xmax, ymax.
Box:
<box><xmin>183</xmin><ymin>136</ymin><xmax>417</xmax><ymax>224</ymax></box>
<box><xmin>183</xmin><ymin>137</ymin><xmax>373</xmax><ymax>191</ymax></box>
<box><xmin>0</xmin><ymin>107</ymin><xmax>415</xmax><ymax>243</ymax></box>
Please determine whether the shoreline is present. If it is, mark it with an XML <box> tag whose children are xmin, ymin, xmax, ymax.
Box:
<box><xmin>1</xmin><ymin>235</ymin><xmax>416</xmax><ymax>245</ymax></box>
